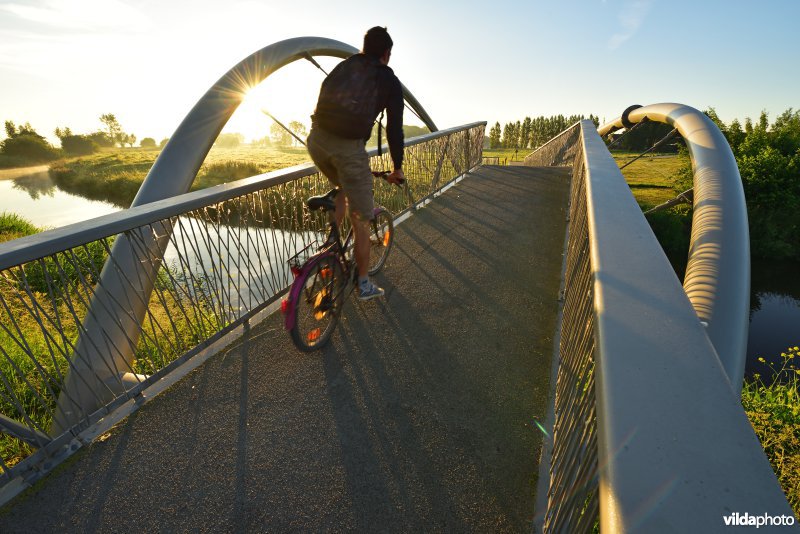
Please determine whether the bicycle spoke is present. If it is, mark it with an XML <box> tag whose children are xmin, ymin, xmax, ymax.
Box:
<box><xmin>368</xmin><ymin>208</ymin><xmax>394</xmax><ymax>275</ymax></box>
<box><xmin>289</xmin><ymin>254</ymin><xmax>343</xmax><ymax>351</ymax></box>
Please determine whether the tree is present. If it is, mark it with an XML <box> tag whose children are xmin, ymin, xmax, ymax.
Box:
<box><xmin>159</xmin><ymin>138</ymin><xmax>169</xmax><ymax>148</ymax></box>
<box><xmin>501</xmin><ymin>122</ymin><xmax>519</xmax><ymax>149</ymax></box>
<box><xmin>489</xmin><ymin>122</ymin><xmax>501</xmax><ymax>149</ymax></box>
<box><xmin>140</xmin><ymin>137</ymin><xmax>157</xmax><ymax>149</ymax></box>
<box><xmin>60</xmin><ymin>134</ymin><xmax>98</xmax><ymax>156</ymax></box>
<box><xmin>403</xmin><ymin>125</ymin><xmax>429</xmax><ymax>138</ymax></box>
<box><xmin>270</xmin><ymin>123</ymin><xmax>292</xmax><ymax>147</ymax></box>
<box><xmin>288</xmin><ymin>121</ymin><xmax>308</xmax><ymax>146</ymax></box>
<box><xmin>99</xmin><ymin>113</ymin><xmax>123</xmax><ymax>147</ymax></box>
<box><xmin>5</xmin><ymin>121</ymin><xmax>45</xmax><ymax>141</ymax></box>
<box><xmin>86</xmin><ymin>131</ymin><xmax>113</xmax><ymax>147</ymax></box>
<box><xmin>54</xmin><ymin>126</ymin><xmax>73</xmax><ymax>140</ymax></box>
<box><xmin>215</xmin><ymin>132</ymin><xmax>244</xmax><ymax>148</ymax></box>
<box><xmin>1</xmin><ymin>121</ymin><xmax>59</xmax><ymax>162</ymax></box>
<box><xmin>520</xmin><ymin>117</ymin><xmax>532</xmax><ymax>150</ymax></box>
<box><xmin>251</xmin><ymin>135</ymin><xmax>271</xmax><ymax>147</ymax></box>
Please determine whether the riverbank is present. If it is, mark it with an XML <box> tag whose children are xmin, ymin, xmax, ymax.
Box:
<box><xmin>47</xmin><ymin>145</ymin><xmax>311</xmax><ymax>207</ymax></box>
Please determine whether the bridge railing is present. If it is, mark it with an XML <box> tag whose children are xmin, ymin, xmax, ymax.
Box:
<box><xmin>0</xmin><ymin>122</ymin><xmax>484</xmax><ymax>497</ymax></box>
<box><xmin>529</xmin><ymin>120</ymin><xmax>793</xmax><ymax>532</ymax></box>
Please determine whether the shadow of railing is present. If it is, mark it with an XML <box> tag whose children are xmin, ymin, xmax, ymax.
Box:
<box><xmin>0</xmin><ymin>123</ymin><xmax>485</xmax><ymax>503</ymax></box>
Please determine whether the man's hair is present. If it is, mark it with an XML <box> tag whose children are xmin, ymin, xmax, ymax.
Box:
<box><xmin>363</xmin><ymin>26</ymin><xmax>393</xmax><ymax>58</ymax></box>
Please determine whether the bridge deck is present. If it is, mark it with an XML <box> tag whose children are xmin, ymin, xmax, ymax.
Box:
<box><xmin>1</xmin><ymin>165</ymin><xmax>570</xmax><ymax>532</ymax></box>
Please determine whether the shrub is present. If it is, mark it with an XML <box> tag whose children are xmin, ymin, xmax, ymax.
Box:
<box><xmin>140</xmin><ymin>137</ymin><xmax>157</xmax><ymax>149</ymax></box>
<box><xmin>0</xmin><ymin>212</ymin><xmax>39</xmax><ymax>242</ymax></box>
<box><xmin>645</xmin><ymin>207</ymin><xmax>691</xmax><ymax>277</ymax></box>
<box><xmin>85</xmin><ymin>131</ymin><xmax>113</xmax><ymax>147</ymax></box>
<box><xmin>672</xmin><ymin>109</ymin><xmax>800</xmax><ymax>260</ymax></box>
<box><xmin>60</xmin><ymin>134</ymin><xmax>99</xmax><ymax>156</ymax></box>
<box><xmin>742</xmin><ymin>346</ymin><xmax>800</xmax><ymax>516</ymax></box>
<box><xmin>0</xmin><ymin>134</ymin><xmax>60</xmax><ymax>163</ymax></box>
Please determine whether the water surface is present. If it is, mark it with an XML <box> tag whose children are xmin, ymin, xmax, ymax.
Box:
<box><xmin>0</xmin><ymin>169</ymin><xmax>119</xmax><ymax>229</ymax></box>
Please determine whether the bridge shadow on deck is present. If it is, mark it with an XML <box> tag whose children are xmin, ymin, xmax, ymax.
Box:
<box><xmin>0</xmin><ymin>165</ymin><xmax>570</xmax><ymax>533</ymax></box>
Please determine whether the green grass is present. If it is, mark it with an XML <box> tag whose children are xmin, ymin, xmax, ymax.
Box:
<box><xmin>0</xmin><ymin>214</ymin><xmax>222</xmax><ymax>468</ymax></box>
<box><xmin>482</xmin><ymin>147</ymin><xmax>528</xmax><ymax>164</ymax></box>
<box><xmin>610</xmin><ymin>152</ymin><xmax>690</xmax><ymax>209</ymax></box>
<box><xmin>0</xmin><ymin>212</ymin><xmax>40</xmax><ymax>242</ymax></box>
<box><xmin>49</xmin><ymin>145</ymin><xmax>313</xmax><ymax>207</ymax></box>
<box><xmin>742</xmin><ymin>346</ymin><xmax>800</xmax><ymax>516</ymax></box>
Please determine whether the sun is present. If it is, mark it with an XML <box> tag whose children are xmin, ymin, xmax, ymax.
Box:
<box><xmin>222</xmin><ymin>58</ymin><xmax>335</xmax><ymax>143</ymax></box>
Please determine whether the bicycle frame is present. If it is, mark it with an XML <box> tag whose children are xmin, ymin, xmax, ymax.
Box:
<box><xmin>283</xmin><ymin>175</ymin><xmax>395</xmax><ymax>336</ymax></box>
<box><xmin>283</xmin><ymin>198</ymin><xmax>353</xmax><ymax>331</ymax></box>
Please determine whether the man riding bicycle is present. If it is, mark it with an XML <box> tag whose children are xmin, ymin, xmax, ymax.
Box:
<box><xmin>307</xmin><ymin>26</ymin><xmax>405</xmax><ymax>301</ymax></box>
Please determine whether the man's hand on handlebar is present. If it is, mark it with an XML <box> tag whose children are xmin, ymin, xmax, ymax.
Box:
<box><xmin>372</xmin><ymin>169</ymin><xmax>405</xmax><ymax>186</ymax></box>
<box><xmin>386</xmin><ymin>169</ymin><xmax>405</xmax><ymax>185</ymax></box>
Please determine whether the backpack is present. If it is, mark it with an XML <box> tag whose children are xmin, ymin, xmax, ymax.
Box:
<box><xmin>314</xmin><ymin>54</ymin><xmax>380</xmax><ymax>140</ymax></box>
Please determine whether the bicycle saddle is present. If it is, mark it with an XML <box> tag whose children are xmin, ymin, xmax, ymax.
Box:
<box><xmin>306</xmin><ymin>189</ymin><xmax>339</xmax><ymax>211</ymax></box>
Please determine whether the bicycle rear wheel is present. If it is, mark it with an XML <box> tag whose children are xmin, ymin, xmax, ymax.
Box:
<box><xmin>368</xmin><ymin>207</ymin><xmax>394</xmax><ymax>275</ymax></box>
<box><xmin>289</xmin><ymin>254</ymin><xmax>345</xmax><ymax>351</ymax></box>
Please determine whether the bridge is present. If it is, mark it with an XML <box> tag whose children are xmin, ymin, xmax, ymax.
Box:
<box><xmin>0</xmin><ymin>38</ymin><xmax>796</xmax><ymax>532</ymax></box>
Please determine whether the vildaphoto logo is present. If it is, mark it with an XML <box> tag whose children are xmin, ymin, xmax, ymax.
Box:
<box><xmin>723</xmin><ymin>512</ymin><xmax>796</xmax><ymax>528</ymax></box>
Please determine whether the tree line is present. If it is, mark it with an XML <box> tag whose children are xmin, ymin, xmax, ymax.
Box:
<box><xmin>1</xmin><ymin>112</ymin><xmax>436</xmax><ymax>168</ymax></box>
<box><xmin>1</xmin><ymin>114</ymin><xmax>165</xmax><ymax>165</ymax></box>
<box><xmin>488</xmin><ymin>114</ymin><xmax>601</xmax><ymax>150</ymax></box>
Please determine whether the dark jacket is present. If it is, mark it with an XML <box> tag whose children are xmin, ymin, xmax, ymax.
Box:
<box><xmin>312</xmin><ymin>54</ymin><xmax>405</xmax><ymax>170</ymax></box>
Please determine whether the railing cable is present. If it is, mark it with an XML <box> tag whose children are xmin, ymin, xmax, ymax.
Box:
<box><xmin>618</xmin><ymin>128</ymin><xmax>679</xmax><ymax>170</ymax></box>
<box><xmin>604</xmin><ymin>118</ymin><xmax>649</xmax><ymax>150</ymax></box>
<box><xmin>644</xmin><ymin>188</ymin><xmax>694</xmax><ymax>214</ymax></box>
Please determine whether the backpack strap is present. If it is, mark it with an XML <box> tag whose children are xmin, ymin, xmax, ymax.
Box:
<box><xmin>377</xmin><ymin>110</ymin><xmax>384</xmax><ymax>158</ymax></box>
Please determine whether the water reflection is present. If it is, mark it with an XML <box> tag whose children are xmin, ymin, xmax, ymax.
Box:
<box><xmin>746</xmin><ymin>258</ymin><xmax>800</xmax><ymax>379</ymax></box>
<box><xmin>0</xmin><ymin>169</ymin><xmax>119</xmax><ymax>228</ymax></box>
<box><xmin>161</xmin><ymin>217</ymin><xmax>320</xmax><ymax>309</ymax></box>
<box><xmin>11</xmin><ymin>169</ymin><xmax>58</xmax><ymax>200</ymax></box>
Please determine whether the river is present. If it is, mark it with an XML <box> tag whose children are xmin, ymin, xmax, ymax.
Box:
<box><xmin>1</xmin><ymin>168</ymin><xmax>798</xmax><ymax>378</ymax></box>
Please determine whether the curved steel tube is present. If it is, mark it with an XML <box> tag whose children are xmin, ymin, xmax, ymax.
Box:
<box><xmin>54</xmin><ymin>37</ymin><xmax>438</xmax><ymax>433</ymax></box>
<box><xmin>598</xmin><ymin>103</ymin><xmax>750</xmax><ymax>390</ymax></box>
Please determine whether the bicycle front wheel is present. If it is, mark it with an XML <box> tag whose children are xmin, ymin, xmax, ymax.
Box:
<box><xmin>289</xmin><ymin>254</ymin><xmax>344</xmax><ymax>351</ymax></box>
<box><xmin>368</xmin><ymin>207</ymin><xmax>394</xmax><ymax>275</ymax></box>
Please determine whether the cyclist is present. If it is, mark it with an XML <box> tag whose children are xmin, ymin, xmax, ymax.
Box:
<box><xmin>307</xmin><ymin>26</ymin><xmax>405</xmax><ymax>301</ymax></box>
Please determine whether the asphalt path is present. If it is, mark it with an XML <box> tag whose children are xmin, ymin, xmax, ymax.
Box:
<box><xmin>0</xmin><ymin>165</ymin><xmax>570</xmax><ymax>533</ymax></box>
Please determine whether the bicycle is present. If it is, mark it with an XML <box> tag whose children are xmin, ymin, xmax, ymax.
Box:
<box><xmin>282</xmin><ymin>171</ymin><xmax>399</xmax><ymax>352</ymax></box>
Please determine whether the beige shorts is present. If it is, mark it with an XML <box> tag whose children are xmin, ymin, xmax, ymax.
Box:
<box><xmin>307</xmin><ymin>127</ymin><xmax>374</xmax><ymax>221</ymax></box>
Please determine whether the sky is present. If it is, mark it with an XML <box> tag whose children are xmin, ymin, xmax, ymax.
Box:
<box><xmin>1</xmin><ymin>0</ymin><xmax>798</xmax><ymax>145</ymax></box>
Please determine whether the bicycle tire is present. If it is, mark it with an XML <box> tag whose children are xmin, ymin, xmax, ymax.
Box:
<box><xmin>289</xmin><ymin>254</ymin><xmax>345</xmax><ymax>351</ymax></box>
<box><xmin>368</xmin><ymin>207</ymin><xmax>394</xmax><ymax>275</ymax></box>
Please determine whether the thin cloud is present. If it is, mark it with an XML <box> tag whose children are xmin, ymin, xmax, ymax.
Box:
<box><xmin>0</xmin><ymin>0</ymin><xmax>151</xmax><ymax>33</ymax></box>
<box><xmin>608</xmin><ymin>0</ymin><xmax>653</xmax><ymax>50</ymax></box>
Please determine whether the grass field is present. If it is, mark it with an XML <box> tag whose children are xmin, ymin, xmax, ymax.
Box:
<box><xmin>610</xmin><ymin>152</ymin><xmax>690</xmax><ymax>209</ymax></box>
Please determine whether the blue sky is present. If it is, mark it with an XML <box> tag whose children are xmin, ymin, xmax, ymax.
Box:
<box><xmin>1</xmin><ymin>0</ymin><xmax>798</xmax><ymax>144</ymax></box>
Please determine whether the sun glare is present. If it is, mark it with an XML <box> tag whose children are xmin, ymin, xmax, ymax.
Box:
<box><xmin>223</xmin><ymin>58</ymin><xmax>335</xmax><ymax>143</ymax></box>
